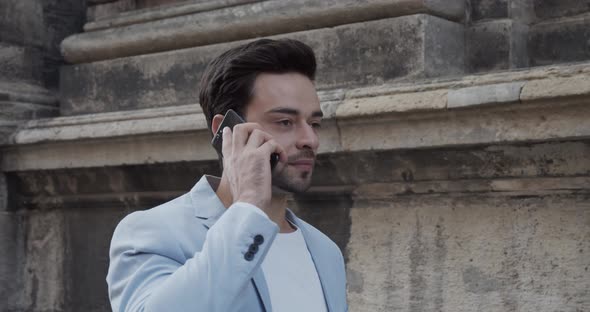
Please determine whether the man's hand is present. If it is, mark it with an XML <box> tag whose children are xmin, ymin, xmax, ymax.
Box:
<box><xmin>221</xmin><ymin>123</ymin><xmax>287</xmax><ymax>213</ymax></box>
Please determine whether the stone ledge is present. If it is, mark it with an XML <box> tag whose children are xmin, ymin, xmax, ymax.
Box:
<box><xmin>61</xmin><ymin>0</ymin><xmax>465</xmax><ymax>63</ymax></box>
<box><xmin>2</xmin><ymin>63</ymin><xmax>589</xmax><ymax>171</ymax></box>
<box><xmin>0</xmin><ymin>82</ymin><xmax>57</xmax><ymax>106</ymax></box>
<box><xmin>353</xmin><ymin>177</ymin><xmax>590</xmax><ymax>199</ymax></box>
<box><xmin>86</xmin><ymin>0</ymin><xmax>262</xmax><ymax>29</ymax></box>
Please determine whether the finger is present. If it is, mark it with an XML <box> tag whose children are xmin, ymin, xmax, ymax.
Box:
<box><xmin>246</xmin><ymin>129</ymin><xmax>273</xmax><ymax>148</ymax></box>
<box><xmin>221</xmin><ymin>126</ymin><xmax>232</xmax><ymax>158</ymax></box>
<box><xmin>232</xmin><ymin>123</ymin><xmax>263</xmax><ymax>153</ymax></box>
<box><xmin>259</xmin><ymin>140</ymin><xmax>288</xmax><ymax>164</ymax></box>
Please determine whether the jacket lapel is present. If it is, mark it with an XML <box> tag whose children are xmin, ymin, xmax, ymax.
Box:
<box><xmin>252</xmin><ymin>268</ymin><xmax>273</xmax><ymax>312</ymax></box>
<box><xmin>191</xmin><ymin>175</ymin><xmax>226</xmax><ymax>229</ymax></box>
<box><xmin>191</xmin><ymin>175</ymin><xmax>272</xmax><ymax>312</ymax></box>
<box><xmin>287</xmin><ymin>210</ymin><xmax>335</xmax><ymax>312</ymax></box>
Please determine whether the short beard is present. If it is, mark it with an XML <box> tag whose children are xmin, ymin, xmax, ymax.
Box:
<box><xmin>271</xmin><ymin>149</ymin><xmax>315</xmax><ymax>194</ymax></box>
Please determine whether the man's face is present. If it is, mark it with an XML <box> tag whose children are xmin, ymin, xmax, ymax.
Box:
<box><xmin>244</xmin><ymin>72</ymin><xmax>322</xmax><ymax>193</ymax></box>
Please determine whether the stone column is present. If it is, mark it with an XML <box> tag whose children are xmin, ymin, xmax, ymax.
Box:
<box><xmin>0</xmin><ymin>1</ymin><xmax>86</xmax><ymax>310</ymax></box>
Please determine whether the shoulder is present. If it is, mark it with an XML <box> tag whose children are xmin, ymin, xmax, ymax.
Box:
<box><xmin>111</xmin><ymin>193</ymin><xmax>204</xmax><ymax>260</ymax></box>
<box><xmin>116</xmin><ymin>193</ymin><xmax>193</xmax><ymax>235</ymax></box>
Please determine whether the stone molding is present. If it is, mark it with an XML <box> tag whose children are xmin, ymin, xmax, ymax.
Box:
<box><xmin>61</xmin><ymin>0</ymin><xmax>465</xmax><ymax>63</ymax></box>
<box><xmin>0</xmin><ymin>82</ymin><xmax>57</xmax><ymax>107</ymax></box>
<box><xmin>2</xmin><ymin>63</ymin><xmax>589</xmax><ymax>171</ymax></box>
<box><xmin>60</xmin><ymin>14</ymin><xmax>464</xmax><ymax>115</ymax></box>
<box><xmin>86</xmin><ymin>0</ymin><xmax>263</xmax><ymax>29</ymax></box>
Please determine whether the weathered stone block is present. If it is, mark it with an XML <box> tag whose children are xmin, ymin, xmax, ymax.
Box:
<box><xmin>467</xmin><ymin>19</ymin><xmax>529</xmax><ymax>73</ymax></box>
<box><xmin>447</xmin><ymin>81</ymin><xmax>524</xmax><ymax>108</ymax></box>
<box><xmin>533</xmin><ymin>0</ymin><xmax>590</xmax><ymax>20</ymax></box>
<box><xmin>468</xmin><ymin>20</ymin><xmax>511</xmax><ymax>72</ymax></box>
<box><xmin>470</xmin><ymin>0</ymin><xmax>508</xmax><ymax>21</ymax></box>
<box><xmin>60</xmin><ymin>14</ymin><xmax>464</xmax><ymax>115</ymax></box>
<box><xmin>0</xmin><ymin>212</ymin><xmax>25</xmax><ymax>311</ymax></box>
<box><xmin>86</xmin><ymin>0</ymin><xmax>263</xmax><ymax>30</ymax></box>
<box><xmin>0</xmin><ymin>43</ymin><xmax>44</xmax><ymax>84</ymax></box>
<box><xmin>20</xmin><ymin>210</ymin><xmax>66</xmax><ymax>311</ymax></box>
<box><xmin>63</xmin><ymin>207</ymin><xmax>131</xmax><ymax>311</ymax></box>
<box><xmin>0</xmin><ymin>0</ymin><xmax>44</xmax><ymax>48</ymax></box>
<box><xmin>87</xmin><ymin>0</ymin><xmax>136</xmax><ymax>22</ymax></box>
<box><xmin>62</xmin><ymin>0</ymin><xmax>465</xmax><ymax>63</ymax></box>
<box><xmin>530</xmin><ymin>16</ymin><xmax>590</xmax><ymax>66</ymax></box>
<box><xmin>0</xmin><ymin>0</ymin><xmax>86</xmax><ymax>89</ymax></box>
<box><xmin>347</xmin><ymin>194</ymin><xmax>590</xmax><ymax>311</ymax></box>
<box><xmin>0</xmin><ymin>120</ymin><xmax>19</xmax><ymax>146</ymax></box>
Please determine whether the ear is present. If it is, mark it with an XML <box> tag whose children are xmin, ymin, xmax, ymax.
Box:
<box><xmin>211</xmin><ymin>114</ymin><xmax>225</xmax><ymax>136</ymax></box>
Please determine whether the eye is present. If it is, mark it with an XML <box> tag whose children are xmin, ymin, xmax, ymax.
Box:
<box><xmin>277</xmin><ymin>119</ymin><xmax>293</xmax><ymax>127</ymax></box>
<box><xmin>311</xmin><ymin>122</ymin><xmax>322</xmax><ymax>129</ymax></box>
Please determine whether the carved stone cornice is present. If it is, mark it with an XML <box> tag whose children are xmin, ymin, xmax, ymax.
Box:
<box><xmin>2</xmin><ymin>63</ymin><xmax>589</xmax><ymax>172</ymax></box>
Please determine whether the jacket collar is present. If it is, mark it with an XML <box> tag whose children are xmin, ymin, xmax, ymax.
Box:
<box><xmin>190</xmin><ymin>175</ymin><xmax>226</xmax><ymax>229</ymax></box>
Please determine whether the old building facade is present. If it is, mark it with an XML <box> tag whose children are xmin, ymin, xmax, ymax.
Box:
<box><xmin>1</xmin><ymin>0</ymin><xmax>589</xmax><ymax>311</ymax></box>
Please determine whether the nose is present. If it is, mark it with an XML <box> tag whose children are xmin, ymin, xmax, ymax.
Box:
<box><xmin>296</xmin><ymin>122</ymin><xmax>319</xmax><ymax>151</ymax></box>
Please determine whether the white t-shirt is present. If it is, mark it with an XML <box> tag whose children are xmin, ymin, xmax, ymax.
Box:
<box><xmin>261</xmin><ymin>226</ymin><xmax>328</xmax><ymax>312</ymax></box>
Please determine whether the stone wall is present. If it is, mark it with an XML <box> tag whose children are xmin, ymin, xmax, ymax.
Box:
<box><xmin>1</xmin><ymin>0</ymin><xmax>589</xmax><ymax>311</ymax></box>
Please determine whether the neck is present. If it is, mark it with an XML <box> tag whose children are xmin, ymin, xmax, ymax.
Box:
<box><xmin>216</xmin><ymin>174</ymin><xmax>295</xmax><ymax>233</ymax></box>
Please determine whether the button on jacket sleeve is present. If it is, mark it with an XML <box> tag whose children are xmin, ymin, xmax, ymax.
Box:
<box><xmin>107</xmin><ymin>201</ymin><xmax>279</xmax><ymax>312</ymax></box>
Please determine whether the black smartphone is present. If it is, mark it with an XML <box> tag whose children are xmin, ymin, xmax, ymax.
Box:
<box><xmin>211</xmin><ymin>109</ymin><xmax>279</xmax><ymax>169</ymax></box>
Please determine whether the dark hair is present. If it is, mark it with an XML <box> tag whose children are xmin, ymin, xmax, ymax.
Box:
<box><xmin>198</xmin><ymin>38</ymin><xmax>317</xmax><ymax>131</ymax></box>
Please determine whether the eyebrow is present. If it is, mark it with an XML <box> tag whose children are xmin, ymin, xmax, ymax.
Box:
<box><xmin>267</xmin><ymin>107</ymin><xmax>324</xmax><ymax>118</ymax></box>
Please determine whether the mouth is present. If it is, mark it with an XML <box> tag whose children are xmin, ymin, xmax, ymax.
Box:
<box><xmin>288</xmin><ymin>159</ymin><xmax>315</xmax><ymax>171</ymax></box>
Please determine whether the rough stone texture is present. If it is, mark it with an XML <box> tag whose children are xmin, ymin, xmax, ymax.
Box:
<box><xmin>337</xmin><ymin>100</ymin><xmax>590</xmax><ymax>152</ymax></box>
<box><xmin>63</xmin><ymin>207</ymin><xmax>131</xmax><ymax>311</ymax></box>
<box><xmin>467</xmin><ymin>19</ymin><xmax>529</xmax><ymax>73</ymax></box>
<box><xmin>347</xmin><ymin>194</ymin><xmax>590</xmax><ymax>312</ymax></box>
<box><xmin>0</xmin><ymin>82</ymin><xmax>58</xmax><ymax>108</ymax></box>
<box><xmin>533</xmin><ymin>0</ymin><xmax>590</xmax><ymax>20</ymax></box>
<box><xmin>86</xmin><ymin>0</ymin><xmax>263</xmax><ymax>30</ymax></box>
<box><xmin>447</xmin><ymin>82</ymin><xmax>525</xmax><ymax>108</ymax></box>
<box><xmin>0</xmin><ymin>43</ymin><xmax>44</xmax><ymax>85</ymax></box>
<box><xmin>0</xmin><ymin>102</ymin><xmax>58</xmax><ymax>121</ymax></box>
<box><xmin>0</xmin><ymin>0</ymin><xmax>45</xmax><ymax>48</ymax></box>
<box><xmin>60</xmin><ymin>14</ymin><xmax>464</xmax><ymax>115</ymax></box>
<box><xmin>471</xmin><ymin>0</ymin><xmax>508</xmax><ymax>21</ymax></box>
<box><xmin>530</xmin><ymin>15</ymin><xmax>590</xmax><ymax>67</ymax></box>
<box><xmin>312</xmin><ymin>141</ymin><xmax>590</xmax><ymax>187</ymax></box>
<box><xmin>520</xmin><ymin>75</ymin><xmax>590</xmax><ymax>103</ymax></box>
<box><xmin>22</xmin><ymin>210</ymin><xmax>66</xmax><ymax>311</ymax></box>
<box><xmin>338</xmin><ymin>90</ymin><xmax>448</xmax><ymax>117</ymax></box>
<box><xmin>87</xmin><ymin>0</ymin><xmax>137</xmax><ymax>22</ymax></box>
<box><xmin>61</xmin><ymin>0</ymin><xmax>465</xmax><ymax>63</ymax></box>
<box><xmin>0</xmin><ymin>212</ymin><xmax>26</xmax><ymax>311</ymax></box>
<box><xmin>0</xmin><ymin>0</ymin><xmax>86</xmax><ymax>90</ymax></box>
<box><xmin>0</xmin><ymin>173</ymin><xmax>6</xmax><ymax>211</ymax></box>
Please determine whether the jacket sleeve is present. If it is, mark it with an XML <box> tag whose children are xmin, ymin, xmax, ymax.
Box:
<box><xmin>107</xmin><ymin>202</ymin><xmax>279</xmax><ymax>312</ymax></box>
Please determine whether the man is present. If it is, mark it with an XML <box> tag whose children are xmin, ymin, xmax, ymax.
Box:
<box><xmin>107</xmin><ymin>39</ymin><xmax>348</xmax><ymax>312</ymax></box>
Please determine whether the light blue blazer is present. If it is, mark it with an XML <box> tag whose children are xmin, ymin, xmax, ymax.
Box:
<box><xmin>107</xmin><ymin>175</ymin><xmax>348</xmax><ymax>312</ymax></box>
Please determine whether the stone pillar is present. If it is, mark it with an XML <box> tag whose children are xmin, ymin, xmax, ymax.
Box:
<box><xmin>0</xmin><ymin>1</ymin><xmax>86</xmax><ymax>311</ymax></box>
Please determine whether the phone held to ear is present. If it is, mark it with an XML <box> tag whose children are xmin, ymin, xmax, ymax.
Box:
<box><xmin>211</xmin><ymin>109</ymin><xmax>280</xmax><ymax>170</ymax></box>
